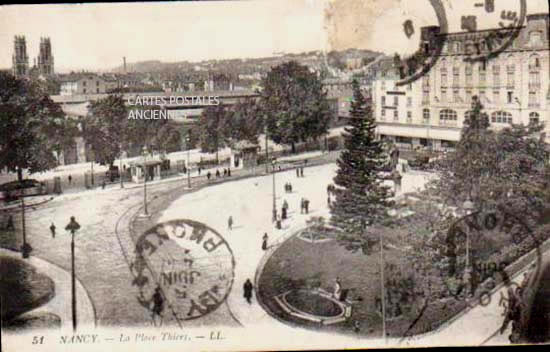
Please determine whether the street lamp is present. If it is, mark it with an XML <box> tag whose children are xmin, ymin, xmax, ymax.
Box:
<box><xmin>65</xmin><ymin>216</ymin><xmax>81</xmax><ymax>332</ymax></box>
<box><xmin>20</xmin><ymin>195</ymin><xmax>31</xmax><ymax>258</ymax></box>
<box><xmin>186</xmin><ymin>135</ymin><xmax>191</xmax><ymax>189</ymax></box>
<box><xmin>379</xmin><ymin>233</ymin><xmax>387</xmax><ymax>344</ymax></box>
<box><xmin>119</xmin><ymin>148</ymin><xmax>124</xmax><ymax>189</ymax></box>
<box><xmin>462</xmin><ymin>199</ymin><xmax>475</xmax><ymax>270</ymax></box>
<box><xmin>142</xmin><ymin>146</ymin><xmax>150</xmax><ymax>217</ymax></box>
<box><xmin>271</xmin><ymin>158</ymin><xmax>277</xmax><ymax>223</ymax></box>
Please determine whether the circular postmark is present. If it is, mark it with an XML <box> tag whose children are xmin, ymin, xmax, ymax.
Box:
<box><xmin>440</xmin><ymin>208</ymin><xmax>541</xmax><ymax>309</ymax></box>
<box><xmin>395</xmin><ymin>0</ymin><xmax>527</xmax><ymax>86</ymax></box>
<box><xmin>130</xmin><ymin>219</ymin><xmax>235</xmax><ymax>324</ymax></box>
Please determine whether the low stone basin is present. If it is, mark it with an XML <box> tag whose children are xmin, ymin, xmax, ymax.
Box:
<box><xmin>274</xmin><ymin>289</ymin><xmax>351</xmax><ymax>325</ymax></box>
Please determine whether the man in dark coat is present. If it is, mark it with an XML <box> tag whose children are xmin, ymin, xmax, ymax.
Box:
<box><xmin>262</xmin><ymin>233</ymin><xmax>268</xmax><ymax>251</ymax></box>
<box><xmin>50</xmin><ymin>222</ymin><xmax>56</xmax><ymax>238</ymax></box>
<box><xmin>243</xmin><ymin>279</ymin><xmax>253</xmax><ymax>304</ymax></box>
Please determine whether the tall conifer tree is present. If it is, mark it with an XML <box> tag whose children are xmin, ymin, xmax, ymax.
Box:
<box><xmin>330</xmin><ymin>80</ymin><xmax>393</xmax><ymax>254</ymax></box>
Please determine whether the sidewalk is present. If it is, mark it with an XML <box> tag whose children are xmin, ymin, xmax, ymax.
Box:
<box><xmin>0</xmin><ymin>248</ymin><xmax>96</xmax><ymax>330</ymax></box>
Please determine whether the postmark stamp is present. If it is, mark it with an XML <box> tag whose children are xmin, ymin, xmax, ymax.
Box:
<box><xmin>130</xmin><ymin>219</ymin><xmax>235</xmax><ymax>325</ymax></box>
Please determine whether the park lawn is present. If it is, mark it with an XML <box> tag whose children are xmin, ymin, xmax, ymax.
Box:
<box><xmin>0</xmin><ymin>256</ymin><xmax>56</xmax><ymax>326</ymax></box>
<box><xmin>257</xmin><ymin>234</ymin><xmax>422</xmax><ymax>338</ymax></box>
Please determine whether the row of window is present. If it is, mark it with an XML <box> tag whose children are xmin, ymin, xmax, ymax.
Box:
<box><xmin>439</xmin><ymin>53</ymin><xmax>542</xmax><ymax>72</ymax></box>
<box><xmin>443</xmin><ymin>31</ymin><xmax>545</xmax><ymax>54</ymax></box>
<box><xmin>382</xmin><ymin>108</ymin><xmax>541</xmax><ymax>125</ymax></box>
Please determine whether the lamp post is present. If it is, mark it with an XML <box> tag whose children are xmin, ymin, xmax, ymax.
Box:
<box><xmin>463</xmin><ymin>199</ymin><xmax>475</xmax><ymax>270</ymax></box>
<box><xmin>186</xmin><ymin>135</ymin><xmax>191</xmax><ymax>189</ymax></box>
<box><xmin>264</xmin><ymin>124</ymin><xmax>269</xmax><ymax>173</ymax></box>
<box><xmin>20</xmin><ymin>195</ymin><xmax>31</xmax><ymax>258</ymax></box>
<box><xmin>142</xmin><ymin>146</ymin><xmax>149</xmax><ymax>217</ymax></box>
<box><xmin>65</xmin><ymin>216</ymin><xmax>81</xmax><ymax>332</ymax></box>
<box><xmin>119</xmin><ymin>149</ymin><xmax>124</xmax><ymax>189</ymax></box>
<box><xmin>271</xmin><ymin>158</ymin><xmax>277</xmax><ymax>223</ymax></box>
<box><xmin>380</xmin><ymin>233</ymin><xmax>387</xmax><ymax>344</ymax></box>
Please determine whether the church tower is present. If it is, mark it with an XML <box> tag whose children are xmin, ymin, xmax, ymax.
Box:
<box><xmin>37</xmin><ymin>37</ymin><xmax>54</xmax><ymax>76</ymax></box>
<box><xmin>12</xmin><ymin>35</ymin><xmax>29</xmax><ymax>77</ymax></box>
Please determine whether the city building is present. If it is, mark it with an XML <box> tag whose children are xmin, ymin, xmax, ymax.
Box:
<box><xmin>60</xmin><ymin>73</ymin><xmax>109</xmax><ymax>95</ymax></box>
<box><xmin>12</xmin><ymin>35</ymin><xmax>29</xmax><ymax>77</ymax></box>
<box><xmin>372</xmin><ymin>13</ymin><xmax>550</xmax><ymax>150</ymax></box>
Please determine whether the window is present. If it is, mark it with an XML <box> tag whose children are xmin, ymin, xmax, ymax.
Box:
<box><xmin>441</xmin><ymin>89</ymin><xmax>447</xmax><ymax>103</ymax></box>
<box><xmin>393</xmin><ymin>110</ymin><xmax>398</xmax><ymax>121</ymax></box>
<box><xmin>491</xmin><ymin>111</ymin><xmax>512</xmax><ymax>124</ymax></box>
<box><xmin>394</xmin><ymin>96</ymin><xmax>399</xmax><ymax>106</ymax></box>
<box><xmin>407</xmin><ymin>83</ymin><xmax>412</xmax><ymax>91</ymax></box>
<box><xmin>507</xmin><ymin>91</ymin><xmax>513</xmax><ymax>104</ymax></box>
<box><xmin>407</xmin><ymin>97</ymin><xmax>412</xmax><ymax>107</ymax></box>
<box><xmin>83</xmin><ymin>88</ymin><xmax>87</xmax><ymax>94</ymax></box>
<box><xmin>507</xmin><ymin>55</ymin><xmax>515</xmax><ymax>87</ymax></box>
<box><xmin>464</xmin><ymin>110</ymin><xmax>473</xmax><ymax>121</ymax></box>
<box><xmin>381</xmin><ymin>96</ymin><xmax>386</xmax><ymax>106</ymax></box>
<box><xmin>381</xmin><ymin>108</ymin><xmax>386</xmax><ymax>117</ymax></box>
<box><xmin>83</xmin><ymin>81</ymin><xmax>87</xmax><ymax>86</ymax></box>
<box><xmin>407</xmin><ymin>111</ymin><xmax>412</xmax><ymax>122</ymax></box>
<box><xmin>479</xmin><ymin>90</ymin><xmax>486</xmax><ymax>102</ymax></box>
<box><xmin>529</xmin><ymin>112</ymin><xmax>540</xmax><ymax>124</ymax></box>
<box><xmin>423</xmin><ymin>109</ymin><xmax>430</xmax><ymax>122</ymax></box>
<box><xmin>422</xmin><ymin>76</ymin><xmax>430</xmax><ymax>89</ymax></box>
<box><xmin>440</xmin><ymin>60</ymin><xmax>447</xmax><ymax>87</ymax></box>
<box><xmin>440</xmin><ymin>109</ymin><xmax>457</xmax><ymax>122</ymax></box>
<box><xmin>479</xmin><ymin>62</ymin><xmax>487</xmax><ymax>85</ymax></box>
<box><xmin>493</xmin><ymin>90</ymin><xmax>500</xmax><ymax>104</ymax></box>
<box><xmin>453</xmin><ymin>90</ymin><xmax>461</xmax><ymax>103</ymax></box>
<box><xmin>493</xmin><ymin>65</ymin><xmax>500</xmax><ymax>87</ymax></box>
<box><xmin>422</xmin><ymin>91</ymin><xmax>430</xmax><ymax>105</ymax></box>
<box><xmin>529</xmin><ymin>72</ymin><xmax>540</xmax><ymax>88</ymax></box>
<box><xmin>465</xmin><ymin>63</ymin><xmax>473</xmax><ymax>86</ymax></box>
<box><xmin>529</xmin><ymin>54</ymin><xmax>541</xmax><ymax>71</ymax></box>
<box><xmin>96</xmin><ymin>81</ymin><xmax>100</xmax><ymax>86</ymax></box>
<box><xmin>453</xmin><ymin>67</ymin><xmax>460</xmax><ymax>86</ymax></box>
<box><xmin>529</xmin><ymin>31</ymin><xmax>543</xmax><ymax>47</ymax></box>
<box><xmin>529</xmin><ymin>91</ymin><xmax>538</xmax><ymax>107</ymax></box>
<box><xmin>466</xmin><ymin>90</ymin><xmax>472</xmax><ymax>103</ymax></box>
<box><xmin>96</xmin><ymin>88</ymin><xmax>100</xmax><ymax>93</ymax></box>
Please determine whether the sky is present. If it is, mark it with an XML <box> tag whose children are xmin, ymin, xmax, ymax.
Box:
<box><xmin>0</xmin><ymin>0</ymin><xmax>547</xmax><ymax>72</ymax></box>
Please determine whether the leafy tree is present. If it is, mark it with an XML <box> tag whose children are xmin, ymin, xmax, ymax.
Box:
<box><xmin>0</xmin><ymin>72</ymin><xmax>77</xmax><ymax>181</ymax></box>
<box><xmin>260</xmin><ymin>61</ymin><xmax>331</xmax><ymax>153</ymax></box>
<box><xmin>85</xmin><ymin>94</ymin><xmax>128</xmax><ymax>167</ymax></box>
<box><xmin>330</xmin><ymin>80</ymin><xmax>394</xmax><ymax>254</ymax></box>
<box><xmin>197</xmin><ymin>104</ymin><xmax>230</xmax><ymax>163</ymax></box>
<box><xmin>434</xmin><ymin>96</ymin><xmax>498</xmax><ymax>208</ymax></box>
<box><xmin>230</xmin><ymin>98</ymin><xmax>263</xmax><ymax>145</ymax></box>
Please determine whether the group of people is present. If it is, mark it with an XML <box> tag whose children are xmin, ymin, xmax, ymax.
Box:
<box><xmin>206</xmin><ymin>168</ymin><xmax>232</xmax><ymax>180</ymax></box>
<box><xmin>295</xmin><ymin>167</ymin><xmax>305</xmax><ymax>178</ymax></box>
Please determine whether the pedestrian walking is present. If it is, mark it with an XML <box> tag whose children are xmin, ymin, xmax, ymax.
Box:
<box><xmin>198</xmin><ymin>167</ymin><xmax>202</xmax><ymax>175</ymax></box>
<box><xmin>300</xmin><ymin>198</ymin><xmax>305</xmax><ymax>214</ymax></box>
<box><xmin>276</xmin><ymin>214</ymin><xmax>282</xmax><ymax>230</ymax></box>
<box><xmin>227</xmin><ymin>168</ymin><xmax>231</xmax><ymax>177</ymax></box>
<box><xmin>300</xmin><ymin>167</ymin><xmax>304</xmax><ymax>177</ymax></box>
<box><xmin>304</xmin><ymin>198</ymin><xmax>310</xmax><ymax>214</ymax></box>
<box><xmin>289</xmin><ymin>182</ymin><xmax>293</xmax><ymax>192</ymax></box>
<box><xmin>68</xmin><ymin>174</ymin><xmax>72</xmax><ymax>185</ymax></box>
<box><xmin>281</xmin><ymin>206</ymin><xmax>287</xmax><ymax>220</ymax></box>
<box><xmin>207</xmin><ymin>171</ymin><xmax>211</xmax><ymax>180</ymax></box>
<box><xmin>216</xmin><ymin>169</ymin><xmax>221</xmax><ymax>178</ymax></box>
<box><xmin>262</xmin><ymin>233</ymin><xmax>268</xmax><ymax>251</ymax></box>
<box><xmin>296</xmin><ymin>168</ymin><xmax>299</xmax><ymax>177</ymax></box>
<box><xmin>243</xmin><ymin>279</ymin><xmax>253</xmax><ymax>304</ymax></box>
<box><xmin>228</xmin><ymin>216</ymin><xmax>233</xmax><ymax>230</ymax></box>
<box><xmin>50</xmin><ymin>222</ymin><xmax>56</xmax><ymax>238</ymax></box>
<box><xmin>151</xmin><ymin>286</ymin><xmax>164</xmax><ymax>326</ymax></box>
<box><xmin>223</xmin><ymin>168</ymin><xmax>227</xmax><ymax>177</ymax></box>
<box><xmin>6</xmin><ymin>215</ymin><xmax>14</xmax><ymax>231</ymax></box>
<box><xmin>327</xmin><ymin>195</ymin><xmax>331</xmax><ymax>206</ymax></box>
<box><xmin>102</xmin><ymin>180</ymin><xmax>106</xmax><ymax>189</ymax></box>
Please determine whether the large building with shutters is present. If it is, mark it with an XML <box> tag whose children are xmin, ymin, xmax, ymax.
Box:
<box><xmin>372</xmin><ymin>13</ymin><xmax>549</xmax><ymax>151</ymax></box>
